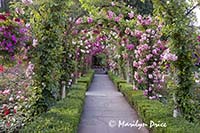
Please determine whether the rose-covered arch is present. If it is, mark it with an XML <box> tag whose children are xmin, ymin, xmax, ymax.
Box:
<box><xmin>69</xmin><ymin>1</ymin><xmax>177</xmax><ymax>99</ymax></box>
<box><xmin>1</xmin><ymin>0</ymin><xmax>200</xmax><ymax>131</ymax></box>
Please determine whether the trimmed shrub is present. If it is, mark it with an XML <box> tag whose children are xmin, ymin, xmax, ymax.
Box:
<box><xmin>21</xmin><ymin>70</ymin><xmax>94</xmax><ymax>133</ymax></box>
<box><xmin>108</xmin><ymin>71</ymin><xmax>200</xmax><ymax>132</ymax></box>
<box><xmin>108</xmin><ymin>71</ymin><xmax>126</xmax><ymax>89</ymax></box>
<box><xmin>77</xmin><ymin>70</ymin><xmax>94</xmax><ymax>88</ymax></box>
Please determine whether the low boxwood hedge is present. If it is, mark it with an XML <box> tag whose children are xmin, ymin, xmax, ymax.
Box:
<box><xmin>108</xmin><ymin>71</ymin><xmax>126</xmax><ymax>89</ymax></box>
<box><xmin>77</xmin><ymin>70</ymin><xmax>94</xmax><ymax>89</ymax></box>
<box><xmin>20</xmin><ymin>70</ymin><xmax>94</xmax><ymax>133</ymax></box>
<box><xmin>108</xmin><ymin>71</ymin><xmax>200</xmax><ymax>133</ymax></box>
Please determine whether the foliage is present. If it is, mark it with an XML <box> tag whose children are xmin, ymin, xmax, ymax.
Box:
<box><xmin>1</xmin><ymin>0</ymin><xmax>200</xmax><ymax>131</ymax></box>
<box><xmin>20</xmin><ymin>70</ymin><xmax>94</xmax><ymax>133</ymax></box>
<box><xmin>79</xmin><ymin>1</ymin><xmax>176</xmax><ymax>100</ymax></box>
<box><xmin>0</xmin><ymin>7</ymin><xmax>33</xmax><ymax>132</ymax></box>
<box><xmin>0</xmin><ymin>65</ymin><xmax>37</xmax><ymax>132</ymax></box>
<box><xmin>77</xmin><ymin>70</ymin><xmax>95</xmax><ymax>88</ymax></box>
<box><xmin>10</xmin><ymin>0</ymin><xmax>80</xmax><ymax>112</ymax></box>
<box><xmin>0</xmin><ymin>12</ymin><xmax>32</xmax><ymax>65</ymax></box>
<box><xmin>21</xmin><ymin>97</ymin><xmax>83</xmax><ymax>133</ymax></box>
<box><xmin>132</xmin><ymin>15</ymin><xmax>177</xmax><ymax>99</ymax></box>
<box><xmin>153</xmin><ymin>0</ymin><xmax>200</xmax><ymax>121</ymax></box>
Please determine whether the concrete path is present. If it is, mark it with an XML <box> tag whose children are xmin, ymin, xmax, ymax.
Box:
<box><xmin>78</xmin><ymin>74</ymin><xmax>149</xmax><ymax>133</ymax></box>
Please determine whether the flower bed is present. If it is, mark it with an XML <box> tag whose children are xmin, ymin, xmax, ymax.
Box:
<box><xmin>0</xmin><ymin>65</ymin><xmax>34</xmax><ymax>132</ymax></box>
<box><xmin>108</xmin><ymin>71</ymin><xmax>200</xmax><ymax>132</ymax></box>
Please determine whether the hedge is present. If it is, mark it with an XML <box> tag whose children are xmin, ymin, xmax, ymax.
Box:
<box><xmin>108</xmin><ymin>72</ymin><xmax>126</xmax><ymax>89</ymax></box>
<box><xmin>77</xmin><ymin>70</ymin><xmax>95</xmax><ymax>89</ymax></box>
<box><xmin>108</xmin><ymin>71</ymin><xmax>200</xmax><ymax>133</ymax></box>
<box><xmin>20</xmin><ymin>70</ymin><xmax>94</xmax><ymax>133</ymax></box>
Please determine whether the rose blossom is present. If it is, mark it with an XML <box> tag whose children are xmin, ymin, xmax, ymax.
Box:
<box><xmin>87</xmin><ymin>17</ymin><xmax>93</xmax><ymax>23</ymax></box>
<box><xmin>22</xmin><ymin>0</ymin><xmax>33</xmax><ymax>5</ymax></box>
<box><xmin>126</xmin><ymin>44</ymin><xmax>134</xmax><ymax>50</ymax></box>
<box><xmin>75</xmin><ymin>18</ymin><xmax>83</xmax><ymax>25</ymax></box>
<box><xmin>32</xmin><ymin>39</ymin><xmax>38</xmax><ymax>47</ymax></box>
<box><xmin>197</xmin><ymin>36</ymin><xmax>200</xmax><ymax>42</ymax></box>
<box><xmin>107</xmin><ymin>10</ymin><xmax>114</xmax><ymax>19</ymax></box>
<box><xmin>128</xmin><ymin>11</ymin><xmax>134</xmax><ymax>19</ymax></box>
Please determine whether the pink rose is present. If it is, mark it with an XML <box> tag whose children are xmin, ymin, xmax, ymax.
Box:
<box><xmin>128</xmin><ymin>12</ymin><xmax>134</xmax><ymax>19</ymax></box>
<box><xmin>87</xmin><ymin>17</ymin><xmax>93</xmax><ymax>23</ymax></box>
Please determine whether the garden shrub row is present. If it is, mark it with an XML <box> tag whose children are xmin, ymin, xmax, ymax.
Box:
<box><xmin>108</xmin><ymin>71</ymin><xmax>200</xmax><ymax>133</ymax></box>
<box><xmin>108</xmin><ymin>72</ymin><xmax>126</xmax><ymax>89</ymax></box>
<box><xmin>20</xmin><ymin>70</ymin><xmax>94</xmax><ymax>133</ymax></box>
<box><xmin>77</xmin><ymin>70</ymin><xmax>95</xmax><ymax>89</ymax></box>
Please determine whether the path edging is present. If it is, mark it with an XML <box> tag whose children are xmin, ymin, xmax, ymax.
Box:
<box><xmin>20</xmin><ymin>70</ymin><xmax>94</xmax><ymax>133</ymax></box>
<box><xmin>108</xmin><ymin>71</ymin><xmax>200</xmax><ymax>132</ymax></box>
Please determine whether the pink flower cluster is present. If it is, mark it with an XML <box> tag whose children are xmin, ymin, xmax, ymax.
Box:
<box><xmin>15</xmin><ymin>8</ymin><xmax>25</xmax><ymax>15</ymax></box>
<box><xmin>0</xmin><ymin>67</ymin><xmax>31</xmax><ymax>131</ymax></box>
<box><xmin>137</xmin><ymin>15</ymin><xmax>152</xmax><ymax>26</ymax></box>
<box><xmin>134</xmin><ymin>30</ymin><xmax>143</xmax><ymax>38</ymax></box>
<box><xmin>75</xmin><ymin>18</ymin><xmax>83</xmax><ymax>25</ymax></box>
<box><xmin>25</xmin><ymin>62</ymin><xmax>34</xmax><ymax>78</ymax></box>
<box><xmin>128</xmin><ymin>12</ymin><xmax>134</xmax><ymax>19</ymax></box>
<box><xmin>22</xmin><ymin>0</ymin><xmax>33</xmax><ymax>5</ymax></box>
<box><xmin>0</xmin><ymin>65</ymin><xmax>4</xmax><ymax>73</ymax></box>
<box><xmin>197</xmin><ymin>35</ymin><xmax>200</xmax><ymax>42</ymax></box>
<box><xmin>161</xmin><ymin>48</ymin><xmax>178</xmax><ymax>61</ymax></box>
<box><xmin>107</xmin><ymin>10</ymin><xmax>115</xmax><ymax>19</ymax></box>
<box><xmin>0</xmin><ymin>13</ymin><xmax>32</xmax><ymax>62</ymax></box>
<box><xmin>107</xmin><ymin>10</ymin><xmax>123</xmax><ymax>22</ymax></box>
<box><xmin>126</xmin><ymin>44</ymin><xmax>134</xmax><ymax>51</ymax></box>
<box><xmin>87</xmin><ymin>17</ymin><xmax>93</xmax><ymax>24</ymax></box>
<box><xmin>133</xmin><ymin>18</ymin><xmax>177</xmax><ymax>99</ymax></box>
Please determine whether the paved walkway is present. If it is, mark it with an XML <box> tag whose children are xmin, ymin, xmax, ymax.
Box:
<box><xmin>78</xmin><ymin>74</ymin><xmax>149</xmax><ymax>133</ymax></box>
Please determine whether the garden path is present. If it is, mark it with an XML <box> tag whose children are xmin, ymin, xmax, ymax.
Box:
<box><xmin>78</xmin><ymin>74</ymin><xmax>149</xmax><ymax>133</ymax></box>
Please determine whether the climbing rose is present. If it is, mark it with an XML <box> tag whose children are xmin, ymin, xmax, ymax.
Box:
<box><xmin>0</xmin><ymin>13</ymin><xmax>8</xmax><ymax>21</ymax></box>
<box><xmin>133</xmin><ymin>61</ymin><xmax>138</xmax><ymax>68</ymax></box>
<box><xmin>107</xmin><ymin>10</ymin><xmax>114</xmax><ymax>19</ymax></box>
<box><xmin>4</xmin><ymin>107</ymin><xmax>10</xmax><ymax>116</ymax></box>
<box><xmin>114</xmin><ymin>16</ymin><xmax>121</xmax><ymax>22</ymax></box>
<box><xmin>137</xmin><ymin>14</ymin><xmax>142</xmax><ymax>20</ymax></box>
<box><xmin>111</xmin><ymin>2</ymin><xmax>115</xmax><ymax>6</ymax></box>
<box><xmin>126</xmin><ymin>44</ymin><xmax>134</xmax><ymax>50</ymax></box>
<box><xmin>128</xmin><ymin>12</ymin><xmax>134</xmax><ymax>19</ymax></box>
<box><xmin>6</xmin><ymin>122</ymin><xmax>11</xmax><ymax>128</ymax></box>
<box><xmin>32</xmin><ymin>39</ymin><xmax>38</xmax><ymax>47</ymax></box>
<box><xmin>75</xmin><ymin>18</ymin><xmax>83</xmax><ymax>25</ymax></box>
<box><xmin>25</xmin><ymin>62</ymin><xmax>34</xmax><ymax>78</ymax></box>
<box><xmin>143</xmin><ymin>90</ymin><xmax>148</xmax><ymax>96</ymax></box>
<box><xmin>22</xmin><ymin>0</ymin><xmax>33</xmax><ymax>5</ymax></box>
<box><xmin>133</xmin><ymin>86</ymin><xmax>138</xmax><ymax>90</ymax></box>
<box><xmin>0</xmin><ymin>65</ymin><xmax>4</xmax><ymax>73</ymax></box>
<box><xmin>15</xmin><ymin>8</ymin><xmax>25</xmax><ymax>15</ymax></box>
<box><xmin>198</xmin><ymin>36</ymin><xmax>200</xmax><ymax>42</ymax></box>
<box><xmin>2</xmin><ymin>89</ymin><xmax>10</xmax><ymax>95</ymax></box>
<box><xmin>9</xmin><ymin>97</ymin><xmax>14</xmax><ymax>102</ymax></box>
<box><xmin>135</xmin><ymin>30</ymin><xmax>143</xmax><ymax>38</ymax></box>
<box><xmin>87</xmin><ymin>17</ymin><xmax>93</xmax><ymax>23</ymax></box>
<box><xmin>161</xmin><ymin>49</ymin><xmax>178</xmax><ymax>61</ymax></box>
<box><xmin>125</xmin><ymin>28</ymin><xmax>131</xmax><ymax>35</ymax></box>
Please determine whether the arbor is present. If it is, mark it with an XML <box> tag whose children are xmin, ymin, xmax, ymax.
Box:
<box><xmin>153</xmin><ymin>0</ymin><xmax>200</xmax><ymax>121</ymax></box>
